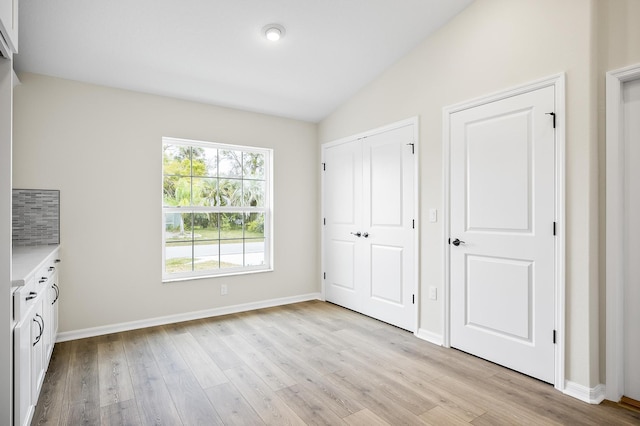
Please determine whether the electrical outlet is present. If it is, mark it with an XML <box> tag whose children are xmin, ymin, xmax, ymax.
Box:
<box><xmin>429</xmin><ymin>286</ymin><xmax>437</xmax><ymax>300</ymax></box>
<box><xmin>221</xmin><ymin>284</ymin><xmax>228</xmax><ymax>295</ymax></box>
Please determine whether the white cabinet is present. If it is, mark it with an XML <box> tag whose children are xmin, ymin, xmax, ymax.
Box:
<box><xmin>13</xmin><ymin>282</ymin><xmax>36</xmax><ymax>426</ymax></box>
<box><xmin>13</xmin><ymin>249</ymin><xmax>60</xmax><ymax>426</ymax></box>
<box><xmin>0</xmin><ymin>0</ymin><xmax>18</xmax><ymax>57</ymax></box>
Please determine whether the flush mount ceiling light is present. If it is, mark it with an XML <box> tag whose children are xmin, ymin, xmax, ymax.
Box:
<box><xmin>263</xmin><ymin>24</ymin><xmax>285</xmax><ymax>42</ymax></box>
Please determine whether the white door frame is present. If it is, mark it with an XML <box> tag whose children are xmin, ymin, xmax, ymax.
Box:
<box><xmin>442</xmin><ymin>74</ymin><xmax>566</xmax><ymax>390</ymax></box>
<box><xmin>605</xmin><ymin>63</ymin><xmax>640</xmax><ymax>402</ymax></box>
<box><xmin>320</xmin><ymin>116</ymin><xmax>420</xmax><ymax>334</ymax></box>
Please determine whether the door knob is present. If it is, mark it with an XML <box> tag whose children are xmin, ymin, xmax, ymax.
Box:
<box><xmin>362</xmin><ymin>232</ymin><xmax>369</xmax><ymax>238</ymax></box>
<box><xmin>350</xmin><ymin>232</ymin><xmax>362</xmax><ymax>237</ymax></box>
<box><xmin>452</xmin><ymin>238</ymin><xmax>465</xmax><ymax>246</ymax></box>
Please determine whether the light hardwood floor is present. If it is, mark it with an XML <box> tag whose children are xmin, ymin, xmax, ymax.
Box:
<box><xmin>32</xmin><ymin>300</ymin><xmax>640</xmax><ymax>425</ymax></box>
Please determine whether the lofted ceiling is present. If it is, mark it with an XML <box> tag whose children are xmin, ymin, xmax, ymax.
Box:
<box><xmin>15</xmin><ymin>0</ymin><xmax>474</xmax><ymax>122</ymax></box>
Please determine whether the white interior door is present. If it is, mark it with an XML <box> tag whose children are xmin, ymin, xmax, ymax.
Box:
<box><xmin>623</xmin><ymin>78</ymin><xmax>640</xmax><ymax>402</ymax></box>
<box><xmin>324</xmin><ymin>140</ymin><xmax>362</xmax><ymax>312</ymax></box>
<box><xmin>323</xmin><ymin>123</ymin><xmax>416</xmax><ymax>331</ymax></box>
<box><xmin>360</xmin><ymin>126</ymin><xmax>416</xmax><ymax>330</ymax></box>
<box><xmin>449</xmin><ymin>86</ymin><xmax>556</xmax><ymax>384</ymax></box>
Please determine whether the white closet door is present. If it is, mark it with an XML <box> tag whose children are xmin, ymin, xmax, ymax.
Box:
<box><xmin>360</xmin><ymin>126</ymin><xmax>416</xmax><ymax>330</ymax></box>
<box><xmin>324</xmin><ymin>140</ymin><xmax>363</xmax><ymax>312</ymax></box>
<box><xmin>323</xmin><ymin>123</ymin><xmax>416</xmax><ymax>331</ymax></box>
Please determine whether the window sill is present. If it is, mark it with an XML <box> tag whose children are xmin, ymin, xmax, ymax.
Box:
<box><xmin>162</xmin><ymin>267</ymin><xmax>274</xmax><ymax>283</ymax></box>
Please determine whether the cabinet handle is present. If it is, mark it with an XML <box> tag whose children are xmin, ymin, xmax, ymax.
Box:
<box><xmin>33</xmin><ymin>314</ymin><xmax>43</xmax><ymax>346</ymax></box>
<box><xmin>26</xmin><ymin>291</ymin><xmax>37</xmax><ymax>301</ymax></box>
<box><xmin>39</xmin><ymin>277</ymin><xmax>48</xmax><ymax>283</ymax></box>
<box><xmin>52</xmin><ymin>284</ymin><xmax>60</xmax><ymax>305</ymax></box>
<box><xmin>48</xmin><ymin>266</ymin><xmax>55</xmax><ymax>272</ymax></box>
<box><xmin>54</xmin><ymin>259</ymin><xmax>61</xmax><ymax>263</ymax></box>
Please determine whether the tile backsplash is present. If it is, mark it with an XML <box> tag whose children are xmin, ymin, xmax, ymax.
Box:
<box><xmin>12</xmin><ymin>189</ymin><xmax>60</xmax><ymax>246</ymax></box>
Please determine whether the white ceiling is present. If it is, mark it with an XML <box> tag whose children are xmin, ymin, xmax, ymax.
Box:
<box><xmin>15</xmin><ymin>0</ymin><xmax>474</xmax><ymax>122</ymax></box>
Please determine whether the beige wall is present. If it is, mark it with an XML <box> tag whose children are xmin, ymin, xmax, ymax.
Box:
<box><xmin>319</xmin><ymin>0</ymin><xmax>600</xmax><ymax>388</ymax></box>
<box><xmin>12</xmin><ymin>73</ymin><xmax>319</xmax><ymax>334</ymax></box>
<box><xmin>596</xmin><ymin>0</ymin><xmax>640</xmax><ymax>381</ymax></box>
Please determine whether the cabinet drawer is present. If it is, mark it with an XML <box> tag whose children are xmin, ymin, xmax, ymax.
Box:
<box><xmin>36</xmin><ymin>258</ymin><xmax>58</xmax><ymax>286</ymax></box>
<box><xmin>13</xmin><ymin>276</ymin><xmax>39</xmax><ymax>321</ymax></box>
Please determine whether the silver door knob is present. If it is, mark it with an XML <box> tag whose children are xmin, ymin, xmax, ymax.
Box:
<box><xmin>452</xmin><ymin>238</ymin><xmax>465</xmax><ymax>246</ymax></box>
<box><xmin>362</xmin><ymin>232</ymin><xmax>369</xmax><ymax>238</ymax></box>
<box><xmin>350</xmin><ymin>232</ymin><xmax>361</xmax><ymax>237</ymax></box>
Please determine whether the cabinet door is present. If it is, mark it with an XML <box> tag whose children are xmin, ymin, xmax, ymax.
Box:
<box><xmin>14</xmin><ymin>315</ymin><xmax>34</xmax><ymax>426</ymax></box>
<box><xmin>0</xmin><ymin>0</ymin><xmax>18</xmax><ymax>54</ymax></box>
<box><xmin>0</xmin><ymin>0</ymin><xmax>18</xmax><ymax>53</ymax></box>
<box><xmin>30</xmin><ymin>299</ymin><xmax>45</xmax><ymax>404</ymax></box>
<box><xmin>44</xmin><ymin>276</ymin><xmax>58</xmax><ymax>362</ymax></box>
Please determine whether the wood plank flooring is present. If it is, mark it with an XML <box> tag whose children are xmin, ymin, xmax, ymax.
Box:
<box><xmin>32</xmin><ymin>300</ymin><xmax>640</xmax><ymax>425</ymax></box>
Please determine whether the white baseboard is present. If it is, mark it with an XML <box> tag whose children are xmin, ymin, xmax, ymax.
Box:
<box><xmin>415</xmin><ymin>328</ymin><xmax>443</xmax><ymax>346</ymax></box>
<box><xmin>563</xmin><ymin>380</ymin><xmax>606</xmax><ymax>404</ymax></box>
<box><xmin>56</xmin><ymin>292</ymin><xmax>322</xmax><ymax>342</ymax></box>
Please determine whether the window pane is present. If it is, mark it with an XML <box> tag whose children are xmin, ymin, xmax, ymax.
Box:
<box><xmin>193</xmin><ymin>213</ymin><xmax>219</xmax><ymax>240</ymax></box>
<box><xmin>194</xmin><ymin>240</ymin><xmax>220</xmax><ymax>271</ymax></box>
<box><xmin>219</xmin><ymin>150</ymin><xmax>243</xmax><ymax>178</ymax></box>
<box><xmin>245</xmin><ymin>238</ymin><xmax>265</xmax><ymax>266</ymax></box>
<box><xmin>163</xmin><ymin>144</ymin><xmax>191</xmax><ymax>176</ymax></box>
<box><xmin>193</xmin><ymin>178</ymin><xmax>218</xmax><ymax>206</ymax></box>
<box><xmin>163</xmin><ymin>176</ymin><xmax>193</xmax><ymax>207</ymax></box>
<box><xmin>165</xmin><ymin>241</ymin><xmax>193</xmax><ymax>273</ymax></box>
<box><xmin>192</xmin><ymin>146</ymin><xmax>217</xmax><ymax>177</ymax></box>
<box><xmin>220</xmin><ymin>239</ymin><xmax>244</xmax><ymax>269</ymax></box>
<box><xmin>243</xmin><ymin>180</ymin><xmax>265</xmax><ymax>207</ymax></box>
<box><xmin>165</xmin><ymin>213</ymin><xmax>193</xmax><ymax>242</ymax></box>
<box><xmin>219</xmin><ymin>179</ymin><xmax>242</xmax><ymax>206</ymax></box>
<box><xmin>163</xmin><ymin>176</ymin><xmax>192</xmax><ymax>207</ymax></box>
<box><xmin>244</xmin><ymin>213</ymin><xmax>264</xmax><ymax>238</ymax></box>
<box><xmin>243</xmin><ymin>152</ymin><xmax>265</xmax><ymax>180</ymax></box>
<box><xmin>220</xmin><ymin>213</ymin><xmax>244</xmax><ymax>240</ymax></box>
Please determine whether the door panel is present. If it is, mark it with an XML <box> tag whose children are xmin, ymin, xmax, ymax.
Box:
<box><xmin>450</xmin><ymin>86</ymin><xmax>555</xmax><ymax>384</ymax></box>
<box><xmin>324</xmin><ymin>141</ymin><xmax>362</xmax><ymax>311</ymax></box>
<box><xmin>323</xmin><ymin>123</ymin><xmax>416</xmax><ymax>331</ymax></box>
<box><xmin>467</xmin><ymin>110</ymin><xmax>532</xmax><ymax>232</ymax></box>
<box><xmin>371</xmin><ymin>245</ymin><xmax>403</xmax><ymax>304</ymax></box>
<box><xmin>466</xmin><ymin>255</ymin><xmax>532</xmax><ymax>341</ymax></box>
<box><xmin>370</xmin><ymin>140</ymin><xmax>403</xmax><ymax>226</ymax></box>
<box><xmin>361</xmin><ymin>126</ymin><xmax>415</xmax><ymax>330</ymax></box>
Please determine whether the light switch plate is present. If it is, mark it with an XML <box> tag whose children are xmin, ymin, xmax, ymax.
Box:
<box><xmin>221</xmin><ymin>284</ymin><xmax>228</xmax><ymax>295</ymax></box>
<box><xmin>429</xmin><ymin>286</ymin><xmax>437</xmax><ymax>300</ymax></box>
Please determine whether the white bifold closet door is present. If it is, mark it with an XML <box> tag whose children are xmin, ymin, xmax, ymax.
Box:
<box><xmin>323</xmin><ymin>123</ymin><xmax>416</xmax><ymax>331</ymax></box>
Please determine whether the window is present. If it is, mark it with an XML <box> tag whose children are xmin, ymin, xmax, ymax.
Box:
<box><xmin>162</xmin><ymin>137</ymin><xmax>272</xmax><ymax>281</ymax></box>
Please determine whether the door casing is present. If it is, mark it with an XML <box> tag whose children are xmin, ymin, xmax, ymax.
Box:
<box><xmin>442</xmin><ymin>74</ymin><xmax>566</xmax><ymax>390</ymax></box>
<box><xmin>320</xmin><ymin>117</ymin><xmax>420</xmax><ymax>334</ymax></box>
<box><xmin>606</xmin><ymin>63</ymin><xmax>640</xmax><ymax>402</ymax></box>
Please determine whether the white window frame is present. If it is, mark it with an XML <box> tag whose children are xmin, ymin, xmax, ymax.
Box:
<box><xmin>162</xmin><ymin>137</ymin><xmax>273</xmax><ymax>282</ymax></box>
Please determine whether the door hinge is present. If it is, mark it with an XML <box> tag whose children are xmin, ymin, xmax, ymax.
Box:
<box><xmin>412</xmin><ymin>294</ymin><xmax>415</xmax><ymax>304</ymax></box>
<box><xmin>553</xmin><ymin>330</ymin><xmax>557</xmax><ymax>344</ymax></box>
<box><xmin>553</xmin><ymin>221</ymin><xmax>557</xmax><ymax>236</ymax></box>
<box><xmin>406</xmin><ymin>142</ymin><xmax>415</xmax><ymax>154</ymax></box>
<box><xmin>412</xmin><ymin>219</ymin><xmax>415</xmax><ymax>229</ymax></box>
<box><xmin>323</xmin><ymin>218</ymin><xmax>326</xmax><ymax>226</ymax></box>
<box><xmin>322</xmin><ymin>162</ymin><xmax>326</xmax><ymax>171</ymax></box>
<box><xmin>323</xmin><ymin>272</ymin><xmax>326</xmax><ymax>280</ymax></box>
<box><xmin>546</xmin><ymin>112</ymin><xmax>556</xmax><ymax>129</ymax></box>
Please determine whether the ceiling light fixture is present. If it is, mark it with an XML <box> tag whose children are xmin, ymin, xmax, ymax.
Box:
<box><xmin>263</xmin><ymin>24</ymin><xmax>285</xmax><ymax>42</ymax></box>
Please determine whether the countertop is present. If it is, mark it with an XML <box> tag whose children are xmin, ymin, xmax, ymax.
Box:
<box><xmin>12</xmin><ymin>245</ymin><xmax>60</xmax><ymax>288</ymax></box>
